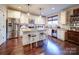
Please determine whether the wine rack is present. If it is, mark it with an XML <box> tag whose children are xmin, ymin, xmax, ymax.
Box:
<box><xmin>70</xmin><ymin>15</ymin><xmax>79</xmax><ymax>31</ymax></box>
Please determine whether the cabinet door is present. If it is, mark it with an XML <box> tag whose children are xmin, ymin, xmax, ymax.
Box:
<box><xmin>20</xmin><ymin>13</ymin><xmax>28</xmax><ymax>24</ymax></box>
<box><xmin>0</xmin><ymin>10</ymin><xmax>6</xmax><ymax>45</ymax></box>
<box><xmin>35</xmin><ymin>17</ymin><xmax>45</xmax><ymax>24</ymax></box>
<box><xmin>8</xmin><ymin>10</ymin><xmax>21</xmax><ymax>18</ymax></box>
<box><xmin>59</xmin><ymin>11</ymin><xmax>67</xmax><ymax>24</ymax></box>
<box><xmin>57</xmin><ymin>29</ymin><xmax>65</xmax><ymax>41</ymax></box>
<box><xmin>22</xmin><ymin>34</ymin><xmax>29</xmax><ymax>45</ymax></box>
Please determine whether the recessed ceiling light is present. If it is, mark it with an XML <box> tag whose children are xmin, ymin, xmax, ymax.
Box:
<box><xmin>52</xmin><ymin>8</ymin><xmax>55</xmax><ymax>10</ymax></box>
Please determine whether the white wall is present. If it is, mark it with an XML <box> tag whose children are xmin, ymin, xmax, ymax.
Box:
<box><xmin>0</xmin><ymin>5</ymin><xmax>6</xmax><ymax>45</ymax></box>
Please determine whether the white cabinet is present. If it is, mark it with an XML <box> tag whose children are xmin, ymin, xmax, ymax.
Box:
<box><xmin>35</xmin><ymin>16</ymin><xmax>45</xmax><ymax>24</ymax></box>
<box><xmin>20</xmin><ymin>13</ymin><xmax>29</xmax><ymax>24</ymax></box>
<box><xmin>57</xmin><ymin>29</ymin><xmax>65</xmax><ymax>41</ymax></box>
<box><xmin>22</xmin><ymin>34</ymin><xmax>29</xmax><ymax>45</ymax></box>
<box><xmin>8</xmin><ymin>9</ymin><xmax>21</xmax><ymax>18</ymax></box>
<box><xmin>0</xmin><ymin>5</ymin><xmax>6</xmax><ymax>45</ymax></box>
<box><xmin>59</xmin><ymin>11</ymin><xmax>67</xmax><ymax>25</ymax></box>
<box><xmin>22</xmin><ymin>31</ymin><xmax>45</xmax><ymax>45</ymax></box>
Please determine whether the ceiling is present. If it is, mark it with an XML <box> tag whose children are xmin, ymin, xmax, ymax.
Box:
<box><xmin>6</xmin><ymin>4</ymin><xmax>76</xmax><ymax>16</ymax></box>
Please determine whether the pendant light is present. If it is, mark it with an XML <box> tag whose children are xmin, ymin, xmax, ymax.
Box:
<box><xmin>39</xmin><ymin>8</ymin><xmax>42</xmax><ymax>19</ymax></box>
<box><xmin>27</xmin><ymin>4</ymin><xmax>30</xmax><ymax>17</ymax></box>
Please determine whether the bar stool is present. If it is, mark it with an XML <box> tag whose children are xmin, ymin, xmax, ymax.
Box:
<box><xmin>28</xmin><ymin>34</ymin><xmax>31</xmax><ymax>49</ymax></box>
<box><xmin>31</xmin><ymin>35</ymin><xmax>36</xmax><ymax>48</ymax></box>
<box><xmin>40</xmin><ymin>32</ymin><xmax>44</xmax><ymax>40</ymax></box>
<box><xmin>28</xmin><ymin>34</ymin><xmax>36</xmax><ymax>49</ymax></box>
<box><xmin>38</xmin><ymin>32</ymin><xmax>44</xmax><ymax>47</ymax></box>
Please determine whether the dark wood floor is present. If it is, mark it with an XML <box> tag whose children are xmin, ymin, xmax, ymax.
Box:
<box><xmin>0</xmin><ymin>37</ymin><xmax>44</xmax><ymax>55</ymax></box>
<box><xmin>0</xmin><ymin>36</ymin><xmax>79</xmax><ymax>55</ymax></box>
<box><xmin>0</xmin><ymin>37</ymin><xmax>24</xmax><ymax>55</ymax></box>
<box><xmin>48</xmin><ymin>36</ymin><xmax>79</xmax><ymax>55</ymax></box>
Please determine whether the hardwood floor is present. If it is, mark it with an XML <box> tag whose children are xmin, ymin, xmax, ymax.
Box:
<box><xmin>0</xmin><ymin>37</ymin><xmax>44</xmax><ymax>55</ymax></box>
<box><xmin>23</xmin><ymin>47</ymin><xmax>43</xmax><ymax>55</ymax></box>
<box><xmin>23</xmin><ymin>41</ymin><xmax>44</xmax><ymax>55</ymax></box>
<box><xmin>0</xmin><ymin>36</ymin><xmax>79</xmax><ymax>55</ymax></box>
<box><xmin>0</xmin><ymin>37</ymin><xmax>24</xmax><ymax>55</ymax></box>
<box><xmin>49</xmin><ymin>36</ymin><xmax>79</xmax><ymax>55</ymax></box>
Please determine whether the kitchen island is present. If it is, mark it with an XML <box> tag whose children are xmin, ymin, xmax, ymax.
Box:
<box><xmin>21</xmin><ymin>29</ymin><xmax>46</xmax><ymax>46</ymax></box>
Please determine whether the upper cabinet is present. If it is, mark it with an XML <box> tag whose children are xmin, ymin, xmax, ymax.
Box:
<box><xmin>8</xmin><ymin>9</ymin><xmax>21</xmax><ymax>19</ymax></box>
<box><xmin>59</xmin><ymin>11</ymin><xmax>67</xmax><ymax>25</ymax></box>
<box><xmin>7</xmin><ymin>9</ymin><xmax>46</xmax><ymax>25</ymax></box>
<box><xmin>35</xmin><ymin>16</ymin><xmax>45</xmax><ymax>24</ymax></box>
<box><xmin>20</xmin><ymin>13</ymin><xmax>29</xmax><ymax>24</ymax></box>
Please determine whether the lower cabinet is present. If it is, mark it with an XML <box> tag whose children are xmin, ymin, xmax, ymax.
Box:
<box><xmin>64</xmin><ymin>30</ymin><xmax>79</xmax><ymax>55</ymax></box>
<box><xmin>23</xmin><ymin>40</ymin><xmax>44</xmax><ymax>52</ymax></box>
<box><xmin>22</xmin><ymin>32</ymin><xmax>45</xmax><ymax>53</ymax></box>
<box><xmin>65</xmin><ymin>30</ymin><xmax>79</xmax><ymax>45</ymax></box>
<box><xmin>22</xmin><ymin>32</ymin><xmax>45</xmax><ymax>45</ymax></box>
<box><xmin>57</xmin><ymin>29</ymin><xmax>66</xmax><ymax>41</ymax></box>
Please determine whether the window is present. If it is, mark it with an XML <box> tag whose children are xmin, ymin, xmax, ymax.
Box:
<box><xmin>48</xmin><ymin>15</ymin><xmax>58</xmax><ymax>28</ymax></box>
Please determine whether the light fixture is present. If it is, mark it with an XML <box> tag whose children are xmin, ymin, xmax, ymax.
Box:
<box><xmin>39</xmin><ymin>8</ymin><xmax>42</xmax><ymax>18</ymax></box>
<box><xmin>40</xmin><ymin>8</ymin><xmax>42</xmax><ymax>15</ymax></box>
<box><xmin>27</xmin><ymin>4</ymin><xmax>30</xmax><ymax>17</ymax></box>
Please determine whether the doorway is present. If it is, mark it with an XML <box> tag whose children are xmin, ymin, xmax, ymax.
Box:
<box><xmin>6</xmin><ymin>18</ymin><xmax>20</xmax><ymax>40</ymax></box>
